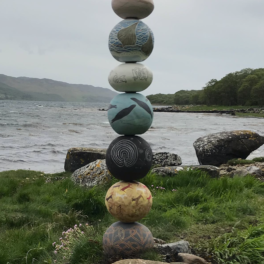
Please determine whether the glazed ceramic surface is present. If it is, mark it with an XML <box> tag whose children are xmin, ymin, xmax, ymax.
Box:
<box><xmin>109</xmin><ymin>19</ymin><xmax>154</xmax><ymax>62</ymax></box>
<box><xmin>108</xmin><ymin>63</ymin><xmax>153</xmax><ymax>92</ymax></box>
<box><xmin>112</xmin><ymin>0</ymin><xmax>154</xmax><ymax>20</ymax></box>
<box><xmin>103</xmin><ymin>221</ymin><xmax>154</xmax><ymax>256</ymax></box>
<box><xmin>106</xmin><ymin>136</ymin><xmax>152</xmax><ymax>181</ymax></box>
<box><xmin>108</xmin><ymin>93</ymin><xmax>153</xmax><ymax>135</ymax></box>
<box><xmin>105</xmin><ymin>181</ymin><xmax>152</xmax><ymax>222</ymax></box>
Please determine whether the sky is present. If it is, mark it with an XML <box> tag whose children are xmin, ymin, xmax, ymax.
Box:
<box><xmin>0</xmin><ymin>0</ymin><xmax>263</xmax><ymax>96</ymax></box>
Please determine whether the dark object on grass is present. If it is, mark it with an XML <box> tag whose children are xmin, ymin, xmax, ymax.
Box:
<box><xmin>64</xmin><ymin>147</ymin><xmax>106</xmax><ymax>172</ymax></box>
<box><xmin>103</xmin><ymin>222</ymin><xmax>154</xmax><ymax>257</ymax></box>
<box><xmin>106</xmin><ymin>136</ymin><xmax>152</xmax><ymax>181</ymax></box>
<box><xmin>193</xmin><ymin>130</ymin><xmax>264</xmax><ymax>166</ymax></box>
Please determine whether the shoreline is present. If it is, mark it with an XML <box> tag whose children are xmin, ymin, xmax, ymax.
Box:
<box><xmin>99</xmin><ymin>106</ymin><xmax>264</xmax><ymax>117</ymax></box>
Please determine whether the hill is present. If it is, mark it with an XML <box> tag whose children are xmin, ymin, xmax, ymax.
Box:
<box><xmin>147</xmin><ymin>68</ymin><xmax>264</xmax><ymax>106</ymax></box>
<box><xmin>0</xmin><ymin>74</ymin><xmax>117</xmax><ymax>102</ymax></box>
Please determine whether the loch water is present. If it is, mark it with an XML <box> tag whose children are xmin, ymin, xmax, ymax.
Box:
<box><xmin>1</xmin><ymin>100</ymin><xmax>264</xmax><ymax>173</ymax></box>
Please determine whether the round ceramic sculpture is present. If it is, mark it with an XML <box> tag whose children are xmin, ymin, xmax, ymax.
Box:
<box><xmin>105</xmin><ymin>181</ymin><xmax>152</xmax><ymax>222</ymax></box>
<box><xmin>109</xmin><ymin>19</ymin><xmax>154</xmax><ymax>62</ymax></box>
<box><xmin>103</xmin><ymin>221</ymin><xmax>154</xmax><ymax>256</ymax></box>
<box><xmin>112</xmin><ymin>0</ymin><xmax>154</xmax><ymax>20</ymax></box>
<box><xmin>108</xmin><ymin>63</ymin><xmax>153</xmax><ymax>92</ymax></box>
<box><xmin>108</xmin><ymin>93</ymin><xmax>153</xmax><ymax>135</ymax></box>
<box><xmin>106</xmin><ymin>136</ymin><xmax>152</xmax><ymax>181</ymax></box>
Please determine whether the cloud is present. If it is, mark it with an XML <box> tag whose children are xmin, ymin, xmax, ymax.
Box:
<box><xmin>0</xmin><ymin>0</ymin><xmax>263</xmax><ymax>95</ymax></box>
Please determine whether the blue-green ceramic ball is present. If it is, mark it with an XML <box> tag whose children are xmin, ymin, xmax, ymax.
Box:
<box><xmin>108</xmin><ymin>93</ymin><xmax>153</xmax><ymax>135</ymax></box>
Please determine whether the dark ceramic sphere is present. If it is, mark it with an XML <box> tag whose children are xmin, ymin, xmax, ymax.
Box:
<box><xmin>106</xmin><ymin>136</ymin><xmax>152</xmax><ymax>181</ymax></box>
<box><xmin>103</xmin><ymin>221</ymin><xmax>154</xmax><ymax>257</ymax></box>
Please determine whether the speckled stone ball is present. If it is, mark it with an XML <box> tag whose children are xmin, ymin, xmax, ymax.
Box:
<box><xmin>105</xmin><ymin>181</ymin><xmax>152</xmax><ymax>222</ymax></box>
<box><xmin>109</xmin><ymin>19</ymin><xmax>154</xmax><ymax>62</ymax></box>
<box><xmin>106</xmin><ymin>136</ymin><xmax>152</xmax><ymax>181</ymax></box>
<box><xmin>108</xmin><ymin>63</ymin><xmax>153</xmax><ymax>93</ymax></box>
<box><xmin>108</xmin><ymin>93</ymin><xmax>153</xmax><ymax>135</ymax></box>
<box><xmin>103</xmin><ymin>221</ymin><xmax>154</xmax><ymax>257</ymax></box>
<box><xmin>112</xmin><ymin>0</ymin><xmax>154</xmax><ymax>20</ymax></box>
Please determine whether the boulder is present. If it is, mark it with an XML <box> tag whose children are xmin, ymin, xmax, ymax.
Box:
<box><xmin>156</xmin><ymin>240</ymin><xmax>191</xmax><ymax>255</ymax></box>
<box><xmin>65</xmin><ymin>147</ymin><xmax>106</xmax><ymax>172</ymax></box>
<box><xmin>153</xmin><ymin>152</ymin><xmax>182</xmax><ymax>167</ymax></box>
<box><xmin>178</xmin><ymin>253</ymin><xmax>207</xmax><ymax>264</ymax></box>
<box><xmin>193</xmin><ymin>130</ymin><xmax>264</xmax><ymax>166</ymax></box>
<box><xmin>71</xmin><ymin>160</ymin><xmax>111</xmax><ymax>188</ymax></box>
<box><xmin>151</xmin><ymin>166</ymin><xmax>184</xmax><ymax>177</ymax></box>
<box><xmin>234</xmin><ymin>166</ymin><xmax>262</xmax><ymax>177</ymax></box>
<box><xmin>151</xmin><ymin>165</ymin><xmax>219</xmax><ymax>178</ymax></box>
<box><xmin>185</xmin><ymin>165</ymin><xmax>220</xmax><ymax>178</ymax></box>
<box><xmin>155</xmin><ymin>241</ymin><xmax>191</xmax><ymax>262</ymax></box>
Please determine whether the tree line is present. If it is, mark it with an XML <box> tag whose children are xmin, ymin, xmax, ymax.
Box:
<box><xmin>147</xmin><ymin>68</ymin><xmax>264</xmax><ymax>106</ymax></box>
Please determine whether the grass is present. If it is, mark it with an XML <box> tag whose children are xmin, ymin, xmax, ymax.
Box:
<box><xmin>209</xmin><ymin>223</ymin><xmax>264</xmax><ymax>264</ymax></box>
<box><xmin>173</xmin><ymin>105</ymin><xmax>264</xmax><ymax>118</ymax></box>
<box><xmin>1</xmin><ymin>170</ymin><xmax>264</xmax><ymax>263</ymax></box>
<box><xmin>184</xmin><ymin>105</ymin><xmax>262</xmax><ymax>111</ymax></box>
<box><xmin>235</xmin><ymin>112</ymin><xmax>264</xmax><ymax>118</ymax></box>
<box><xmin>227</xmin><ymin>157</ymin><xmax>264</xmax><ymax>166</ymax></box>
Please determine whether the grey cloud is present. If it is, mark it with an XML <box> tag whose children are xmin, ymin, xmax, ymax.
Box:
<box><xmin>0</xmin><ymin>0</ymin><xmax>263</xmax><ymax>96</ymax></box>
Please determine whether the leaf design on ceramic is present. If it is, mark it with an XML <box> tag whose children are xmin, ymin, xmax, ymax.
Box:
<box><xmin>141</xmin><ymin>32</ymin><xmax>153</xmax><ymax>56</ymax></box>
<box><xmin>118</xmin><ymin>22</ymin><xmax>138</xmax><ymax>47</ymax></box>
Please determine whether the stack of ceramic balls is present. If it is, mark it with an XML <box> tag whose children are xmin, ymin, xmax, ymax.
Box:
<box><xmin>103</xmin><ymin>0</ymin><xmax>155</xmax><ymax>257</ymax></box>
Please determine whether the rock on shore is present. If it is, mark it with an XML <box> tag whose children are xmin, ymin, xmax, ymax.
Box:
<box><xmin>64</xmin><ymin>147</ymin><xmax>106</xmax><ymax>172</ymax></box>
<box><xmin>151</xmin><ymin>165</ymin><xmax>219</xmax><ymax>178</ymax></box>
<box><xmin>193</xmin><ymin>130</ymin><xmax>264</xmax><ymax>166</ymax></box>
<box><xmin>71</xmin><ymin>159</ymin><xmax>111</xmax><ymax>188</ymax></box>
<box><xmin>152</xmin><ymin>152</ymin><xmax>182</xmax><ymax>167</ymax></box>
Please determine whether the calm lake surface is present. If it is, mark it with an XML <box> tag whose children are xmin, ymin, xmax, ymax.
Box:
<box><xmin>1</xmin><ymin>100</ymin><xmax>264</xmax><ymax>173</ymax></box>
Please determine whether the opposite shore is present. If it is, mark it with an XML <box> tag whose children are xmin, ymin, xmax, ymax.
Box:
<box><xmin>99</xmin><ymin>105</ymin><xmax>264</xmax><ymax>118</ymax></box>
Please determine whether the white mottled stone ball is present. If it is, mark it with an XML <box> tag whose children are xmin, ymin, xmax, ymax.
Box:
<box><xmin>108</xmin><ymin>63</ymin><xmax>153</xmax><ymax>92</ymax></box>
<box><xmin>112</xmin><ymin>0</ymin><xmax>154</xmax><ymax>20</ymax></box>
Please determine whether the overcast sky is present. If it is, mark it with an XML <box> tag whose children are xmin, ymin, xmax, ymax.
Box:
<box><xmin>0</xmin><ymin>0</ymin><xmax>263</xmax><ymax>96</ymax></box>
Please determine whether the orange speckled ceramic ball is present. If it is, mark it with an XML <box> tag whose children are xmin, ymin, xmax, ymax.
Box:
<box><xmin>105</xmin><ymin>181</ymin><xmax>152</xmax><ymax>223</ymax></box>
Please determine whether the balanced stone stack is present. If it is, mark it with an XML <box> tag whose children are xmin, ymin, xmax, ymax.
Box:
<box><xmin>103</xmin><ymin>0</ymin><xmax>155</xmax><ymax>257</ymax></box>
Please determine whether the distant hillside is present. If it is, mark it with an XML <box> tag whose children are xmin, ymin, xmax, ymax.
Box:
<box><xmin>147</xmin><ymin>93</ymin><xmax>174</xmax><ymax>105</ymax></box>
<box><xmin>0</xmin><ymin>74</ymin><xmax>117</xmax><ymax>102</ymax></box>
<box><xmin>147</xmin><ymin>68</ymin><xmax>264</xmax><ymax>106</ymax></box>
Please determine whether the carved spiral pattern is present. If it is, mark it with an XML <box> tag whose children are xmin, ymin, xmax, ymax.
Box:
<box><xmin>111</xmin><ymin>139</ymin><xmax>138</xmax><ymax>168</ymax></box>
<box><xmin>145</xmin><ymin>147</ymin><xmax>152</xmax><ymax>162</ymax></box>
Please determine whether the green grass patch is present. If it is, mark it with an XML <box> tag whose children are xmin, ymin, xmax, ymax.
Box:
<box><xmin>1</xmin><ymin>170</ymin><xmax>264</xmax><ymax>263</ymax></box>
<box><xmin>235</xmin><ymin>112</ymin><xmax>264</xmax><ymax>118</ymax></box>
<box><xmin>253</xmin><ymin>157</ymin><xmax>264</xmax><ymax>162</ymax></box>
<box><xmin>185</xmin><ymin>105</ymin><xmax>255</xmax><ymax>111</ymax></box>
<box><xmin>227</xmin><ymin>157</ymin><xmax>264</xmax><ymax>166</ymax></box>
<box><xmin>209</xmin><ymin>223</ymin><xmax>264</xmax><ymax>264</ymax></box>
<box><xmin>227</xmin><ymin>159</ymin><xmax>256</xmax><ymax>166</ymax></box>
